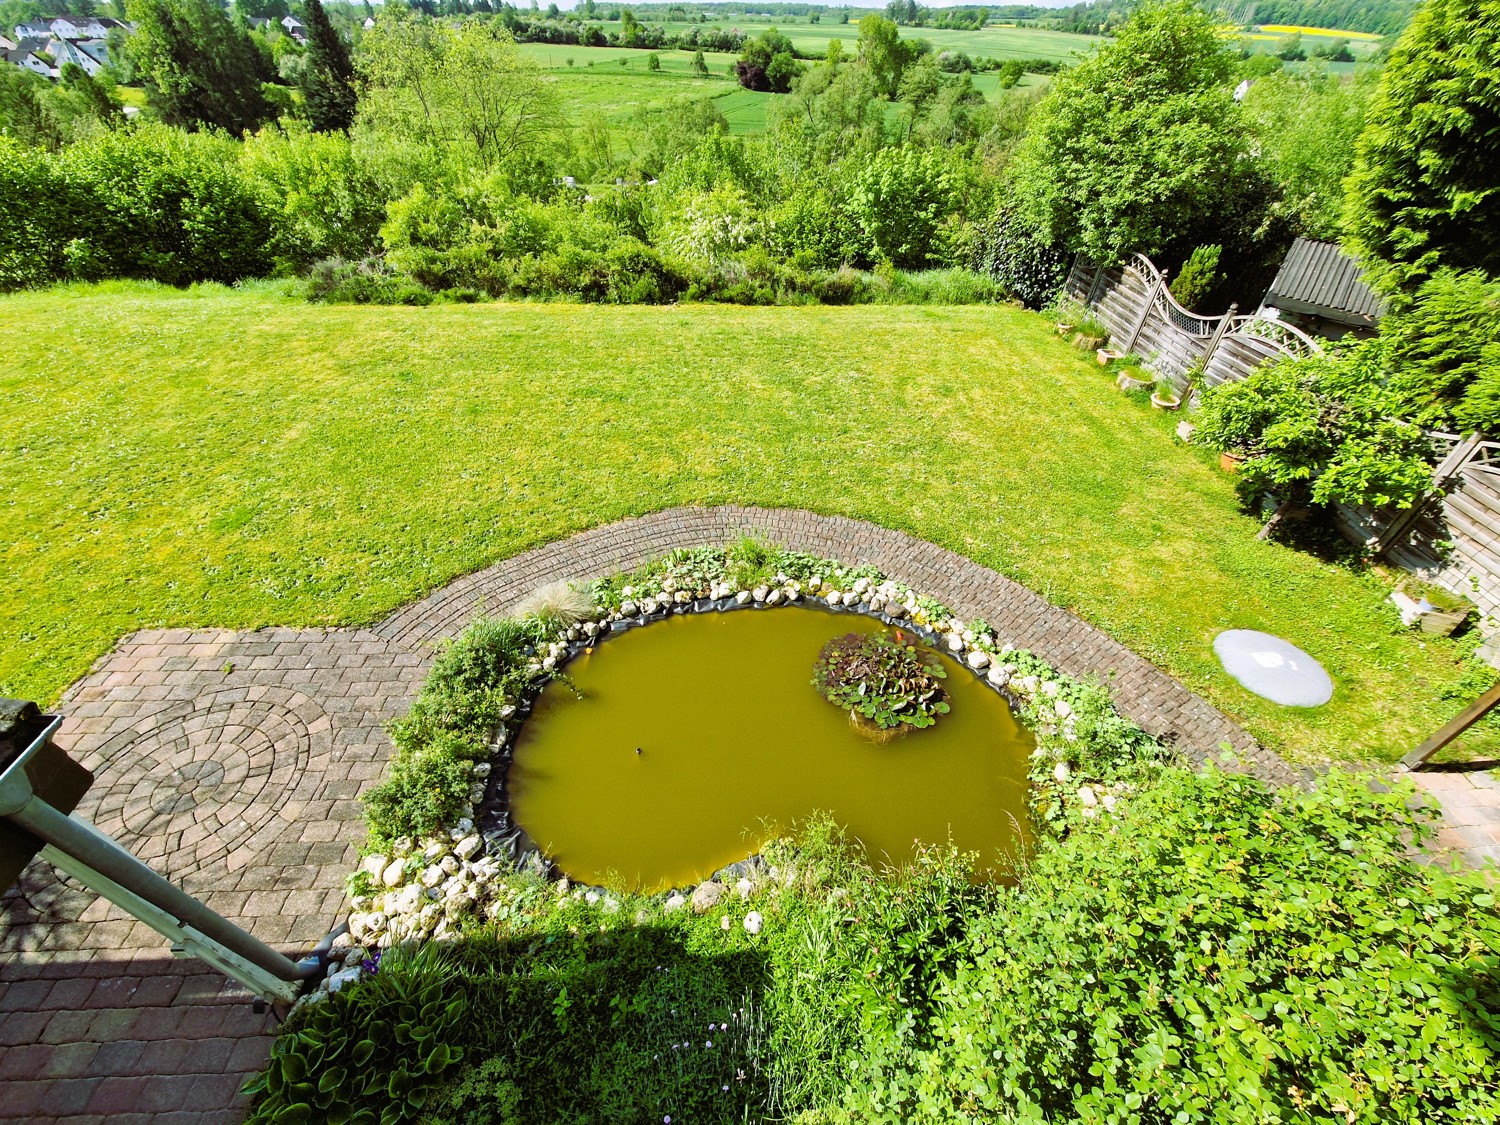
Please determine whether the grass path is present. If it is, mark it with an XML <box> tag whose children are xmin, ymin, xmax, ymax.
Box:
<box><xmin>0</xmin><ymin>283</ymin><xmax>1481</xmax><ymax>764</ymax></box>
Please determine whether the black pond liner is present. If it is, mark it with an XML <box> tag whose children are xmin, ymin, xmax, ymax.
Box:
<box><xmin>476</xmin><ymin>595</ymin><xmax>1027</xmax><ymax>896</ymax></box>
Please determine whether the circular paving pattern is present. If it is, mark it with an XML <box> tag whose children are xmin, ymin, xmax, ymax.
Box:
<box><xmin>85</xmin><ymin>689</ymin><xmax>318</xmax><ymax>878</ymax></box>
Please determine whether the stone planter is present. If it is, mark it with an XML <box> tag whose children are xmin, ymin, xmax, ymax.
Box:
<box><xmin>1073</xmin><ymin>333</ymin><xmax>1107</xmax><ymax>351</ymax></box>
<box><xmin>1151</xmin><ymin>391</ymin><xmax>1182</xmax><ymax>411</ymax></box>
<box><xmin>1176</xmin><ymin>420</ymin><xmax>1197</xmax><ymax>442</ymax></box>
<box><xmin>1117</xmin><ymin>370</ymin><xmax>1151</xmax><ymax>392</ymax></box>
<box><xmin>1389</xmin><ymin>588</ymin><xmax>1471</xmax><ymax>637</ymax></box>
<box><xmin>1097</xmin><ymin>348</ymin><xmax>1124</xmax><ymax>366</ymax></box>
<box><xmin>1056</xmin><ymin>321</ymin><xmax>1075</xmax><ymax>336</ymax></box>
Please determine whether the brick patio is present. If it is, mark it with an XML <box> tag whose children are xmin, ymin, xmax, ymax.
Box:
<box><xmin>7</xmin><ymin>505</ymin><xmax>1490</xmax><ymax>1121</ymax></box>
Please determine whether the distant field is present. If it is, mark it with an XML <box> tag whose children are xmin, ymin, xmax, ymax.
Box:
<box><xmin>642</xmin><ymin>17</ymin><xmax>1099</xmax><ymax>62</ymax></box>
<box><xmin>1255</xmin><ymin>23</ymin><xmax>1384</xmax><ymax>39</ymax></box>
<box><xmin>526</xmin><ymin>40</ymin><xmax>1041</xmax><ymax>135</ymax></box>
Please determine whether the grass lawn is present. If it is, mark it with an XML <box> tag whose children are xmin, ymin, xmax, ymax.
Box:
<box><xmin>0</xmin><ymin>283</ymin><xmax>1485</xmax><ymax>765</ymax></box>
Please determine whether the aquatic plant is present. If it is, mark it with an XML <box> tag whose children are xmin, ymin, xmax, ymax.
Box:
<box><xmin>811</xmin><ymin>632</ymin><xmax>950</xmax><ymax>734</ymax></box>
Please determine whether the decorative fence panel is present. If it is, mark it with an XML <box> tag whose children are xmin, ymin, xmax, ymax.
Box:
<box><xmin>1336</xmin><ymin>434</ymin><xmax>1500</xmax><ymax>624</ymax></box>
<box><xmin>1063</xmin><ymin>253</ymin><xmax>1322</xmax><ymax>395</ymax></box>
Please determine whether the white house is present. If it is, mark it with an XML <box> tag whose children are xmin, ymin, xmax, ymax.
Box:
<box><xmin>46</xmin><ymin>15</ymin><xmax>123</xmax><ymax>39</ymax></box>
<box><xmin>50</xmin><ymin>35</ymin><xmax>102</xmax><ymax>76</ymax></box>
<box><xmin>13</xmin><ymin>21</ymin><xmax>52</xmax><ymax>39</ymax></box>
<box><xmin>281</xmin><ymin>15</ymin><xmax>306</xmax><ymax>40</ymax></box>
<box><xmin>5</xmin><ymin>47</ymin><xmax>53</xmax><ymax>77</ymax></box>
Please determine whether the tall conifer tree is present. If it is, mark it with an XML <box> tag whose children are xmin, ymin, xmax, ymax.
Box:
<box><xmin>300</xmin><ymin>0</ymin><xmax>357</xmax><ymax>133</ymax></box>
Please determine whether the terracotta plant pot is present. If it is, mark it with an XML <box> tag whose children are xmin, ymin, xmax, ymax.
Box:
<box><xmin>1151</xmin><ymin>392</ymin><xmax>1182</xmax><ymax>410</ymax></box>
<box><xmin>1220</xmin><ymin>450</ymin><xmax>1248</xmax><ymax>472</ymax></box>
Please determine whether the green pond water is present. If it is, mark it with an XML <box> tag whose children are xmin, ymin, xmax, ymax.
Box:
<box><xmin>507</xmin><ymin>606</ymin><xmax>1035</xmax><ymax>891</ymax></box>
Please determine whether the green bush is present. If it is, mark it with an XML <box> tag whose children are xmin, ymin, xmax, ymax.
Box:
<box><xmin>245</xmin><ymin>944</ymin><xmax>468</xmax><ymax>1123</ymax></box>
<box><xmin>849</xmin><ymin>147</ymin><xmax>956</xmax><ymax>269</ymax></box>
<box><xmin>969</xmin><ymin>205</ymin><xmax>1068</xmax><ymax>308</ymax></box>
<box><xmin>361</xmin><ymin>746</ymin><xmax>473</xmax><ymax>844</ymax></box>
<box><xmin>868</xmin><ymin>768</ymin><xmax>1500</xmax><ymax>1123</ymax></box>
<box><xmin>0</xmin><ymin>137</ymin><xmax>79</xmax><ymax>290</ymax></box>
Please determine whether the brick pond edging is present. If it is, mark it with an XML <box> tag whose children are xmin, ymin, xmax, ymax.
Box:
<box><xmin>377</xmin><ymin>505</ymin><xmax>1300</xmax><ymax>787</ymax></box>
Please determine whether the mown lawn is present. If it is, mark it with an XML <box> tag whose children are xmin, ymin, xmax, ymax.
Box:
<box><xmin>0</xmin><ymin>282</ymin><xmax>1481</xmax><ymax>764</ymax></box>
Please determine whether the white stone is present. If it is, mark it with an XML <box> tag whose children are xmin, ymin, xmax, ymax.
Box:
<box><xmin>785</xmin><ymin>587</ymin><xmax>801</xmax><ymax>602</ymax></box>
<box><xmin>1054</xmin><ymin>699</ymin><xmax>1072</xmax><ymax>719</ymax></box>
<box><xmin>360</xmin><ymin>854</ymin><xmax>387</xmax><ymax>879</ymax></box>
<box><xmin>468</xmin><ymin>784</ymin><xmax>487</xmax><ymax>803</ymax></box>
<box><xmin>945</xmin><ymin>632</ymin><xmax>965</xmax><ymax>652</ymax></box>
<box><xmin>1077</xmin><ymin>785</ymin><xmax>1098</xmax><ymax>808</ymax></box>
<box><xmin>1101</xmin><ymin>793</ymin><xmax>1118</xmax><ymax>812</ymax></box>
<box><xmin>440</xmin><ymin>855</ymin><xmax>461</xmax><ymax>875</ymax></box>
<box><xmin>852</xmin><ymin>577</ymin><xmax>870</xmax><ymax>594</ymax></box>
<box><xmin>1053</xmin><ymin>760</ymin><xmax>1071</xmax><ymax>783</ymax></box>
<box><xmin>987</xmin><ymin>663</ymin><xmax>1010</xmax><ymax>687</ymax></box>
<box><xmin>841</xmin><ymin>591</ymin><xmax>859</xmax><ymax>607</ymax></box>
<box><xmin>766</xmin><ymin>589</ymin><xmax>784</xmax><ymax>606</ymax></box>
<box><xmin>735</xmin><ymin>591</ymin><xmax>752</xmax><ymax>605</ymax></box>
<box><xmin>824</xmin><ymin>590</ymin><xmax>841</xmax><ymax>604</ymax></box>
<box><xmin>721</xmin><ymin>916</ymin><xmax>732</xmax><ymax>930</ymax></box>
<box><xmin>381</xmin><ymin>859</ymin><xmax>406</xmax><ymax>887</ymax></box>
<box><xmin>691</xmin><ymin>882</ymin><xmax>726</xmax><ymax>913</ymax></box>
<box><xmin>664</xmin><ymin>893</ymin><xmax>687</xmax><ymax>913</ymax></box>
<box><xmin>585</xmin><ymin>891</ymin><xmax>599</xmax><ymax>905</ymax></box>
<box><xmin>1082</xmin><ymin>805</ymin><xmax>1099</xmax><ymax>819</ymax></box>
<box><xmin>622</xmin><ymin>586</ymin><xmax>635</xmax><ymax>597</ymax></box>
<box><xmin>675</xmin><ymin>590</ymin><xmax>691</xmax><ymax>603</ymax></box>
<box><xmin>393</xmin><ymin>837</ymin><xmax>414</xmax><ymax>855</ymax></box>
<box><xmin>583</xmin><ymin>621</ymin><xmax>600</xmax><ymax>638</ymax></box>
<box><xmin>735</xmin><ymin>877</ymin><xmax>754</xmax><ymax>900</ymax></box>
<box><xmin>966</xmin><ymin>650</ymin><xmax>991</xmax><ymax>670</ymax></box>
<box><xmin>753</xmin><ymin>585</ymin><xmax>770</xmax><ymax>602</ymax></box>
<box><xmin>453</xmin><ymin>817</ymin><xmax>474</xmax><ymax>835</ymax></box>
<box><xmin>455</xmin><ymin>835</ymin><xmax>483</xmax><ymax>861</ymax></box>
<box><xmin>743</xmin><ymin>911</ymin><xmax>763</xmax><ymax>935</ymax></box>
<box><xmin>471</xmin><ymin>762</ymin><xmax>492</xmax><ymax>779</ymax></box>
<box><xmin>1041</xmin><ymin>681</ymin><xmax>1062</xmax><ymax>697</ymax></box>
<box><xmin>886</xmin><ymin>601</ymin><xmax>906</xmax><ymax>619</ymax></box>
<box><xmin>421</xmin><ymin>865</ymin><xmax>445</xmax><ymax>888</ymax></box>
<box><xmin>620</xmin><ymin>600</ymin><xmax>638</xmax><ymax>617</ymax></box>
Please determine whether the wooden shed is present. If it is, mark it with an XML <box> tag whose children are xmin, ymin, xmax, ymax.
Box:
<box><xmin>1258</xmin><ymin>237</ymin><xmax>1387</xmax><ymax>340</ymax></box>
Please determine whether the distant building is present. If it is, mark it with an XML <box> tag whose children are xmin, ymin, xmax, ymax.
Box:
<box><xmin>50</xmin><ymin>35</ymin><xmax>103</xmax><ymax>76</ymax></box>
<box><xmin>281</xmin><ymin>15</ymin><xmax>306</xmax><ymax>40</ymax></box>
<box><xmin>4</xmin><ymin>47</ymin><xmax>52</xmax><ymax>77</ymax></box>
<box><xmin>1258</xmin><ymin>237</ymin><xmax>1387</xmax><ymax>340</ymax></box>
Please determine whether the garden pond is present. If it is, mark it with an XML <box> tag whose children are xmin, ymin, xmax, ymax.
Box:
<box><xmin>507</xmin><ymin>605</ymin><xmax>1034</xmax><ymax>890</ymax></box>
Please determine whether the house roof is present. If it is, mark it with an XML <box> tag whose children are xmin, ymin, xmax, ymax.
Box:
<box><xmin>1263</xmin><ymin>237</ymin><xmax>1387</xmax><ymax>328</ymax></box>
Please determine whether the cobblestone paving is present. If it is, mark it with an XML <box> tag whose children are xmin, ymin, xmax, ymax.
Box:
<box><xmin>1412</xmin><ymin>765</ymin><xmax>1500</xmax><ymax>871</ymax></box>
<box><xmin>1</xmin><ymin>628</ymin><xmax>426</xmax><ymax>1122</ymax></box>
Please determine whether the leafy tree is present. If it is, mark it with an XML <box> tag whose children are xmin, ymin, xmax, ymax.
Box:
<box><xmin>1242</xmin><ymin>68</ymin><xmax>1373</xmax><ymax>240</ymax></box>
<box><xmin>857</xmin><ymin>13</ymin><xmax>910</xmax><ymax>97</ymax></box>
<box><xmin>1275</xmin><ymin>30</ymin><xmax>1307</xmax><ymax>60</ymax></box>
<box><xmin>1344</xmin><ymin>0</ymin><xmax>1500</xmax><ymax>292</ymax></box>
<box><xmin>996</xmin><ymin>57</ymin><xmax>1022</xmax><ymax>88</ymax></box>
<box><xmin>646</xmin><ymin>50</ymin><xmax>660</xmax><ymax>71</ymax></box>
<box><xmin>300</xmin><ymin>0</ymin><xmax>357</xmax><ymax>133</ymax></box>
<box><xmin>735</xmin><ymin>26</ymin><xmax>799</xmax><ymax>93</ymax></box>
<box><xmin>1007</xmin><ymin>0</ymin><xmax>1251</xmax><ymax>265</ymax></box>
<box><xmin>124</xmin><ymin>0</ymin><xmax>271</xmax><ymax>133</ymax></box>
<box><xmin>849</xmin><ymin>146</ymin><xmax>954</xmax><ymax>268</ymax></box>
<box><xmin>356</xmin><ymin>13</ymin><xmax>561</xmax><ymax>175</ymax></box>
<box><xmin>691</xmin><ymin>48</ymin><xmax>707</xmax><ymax>75</ymax></box>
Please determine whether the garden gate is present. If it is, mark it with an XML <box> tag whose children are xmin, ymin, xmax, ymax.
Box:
<box><xmin>1063</xmin><ymin>254</ymin><xmax>1323</xmax><ymax>394</ymax></box>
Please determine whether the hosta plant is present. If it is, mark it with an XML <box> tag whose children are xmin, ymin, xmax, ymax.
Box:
<box><xmin>813</xmin><ymin>632</ymin><xmax>949</xmax><ymax>738</ymax></box>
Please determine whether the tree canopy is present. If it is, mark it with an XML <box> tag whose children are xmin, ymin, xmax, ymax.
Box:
<box><xmin>124</xmin><ymin>0</ymin><xmax>271</xmax><ymax>134</ymax></box>
<box><xmin>1343</xmin><ymin>0</ymin><xmax>1500</xmax><ymax>293</ymax></box>
<box><xmin>300</xmin><ymin>0</ymin><xmax>357</xmax><ymax>133</ymax></box>
<box><xmin>1006</xmin><ymin>0</ymin><xmax>1252</xmax><ymax>265</ymax></box>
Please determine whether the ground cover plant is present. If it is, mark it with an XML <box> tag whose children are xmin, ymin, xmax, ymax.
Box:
<box><xmin>1</xmin><ymin>282</ymin><xmax>1492</xmax><ymax>767</ymax></box>
<box><xmin>812</xmin><ymin>631</ymin><xmax>950</xmax><ymax>733</ymax></box>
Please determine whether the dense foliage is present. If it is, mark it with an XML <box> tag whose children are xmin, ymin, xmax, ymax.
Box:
<box><xmin>1007</xmin><ymin>0</ymin><xmax>1255</xmax><ymax>265</ymax></box>
<box><xmin>811</xmin><ymin>631</ymin><xmax>950</xmax><ymax>731</ymax></box>
<box><xmin>300</xmin><ymin>0</ymin><xmax>358</xmax><ymax>133</ymax></box>
<box><xmin>124</xmin><ymin>0</ymin><xmax>272</xmax><ymax>133</ymax></box>
<box><xmin>1343</xmin><ymin>0</ymin><xmax>1500</xmax><ymax>292</ymax></box>
<box><xmin>1195</xmin><ymin>344</ymin><xmax>1434</xmax><ymax>510</ymax></box>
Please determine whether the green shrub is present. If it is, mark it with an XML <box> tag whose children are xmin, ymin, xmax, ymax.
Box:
<box><xmin>361</xmin><ymin>746</ymin><xmax>473</xmax><ymax>844</ymax></box>
<box><xmin>245</xmin><ymin>944</ymin><xmax>468</xmax><ymax>1124</ymax></box>
<box><xmin>867</xmin><ymin>768</ymin><xmax>1500</xmax><ymax>1123</ymax></box>
<box><xmin>1169</xmin><ymin>242</ymin><xmax>1222</xmax><ymax>310</ymax></box>
<box><xmin>58</xmin><ymin>123</ymin><xmax>272</xmax><ymax>286</ymax></box>
<box><xmin>0</xmin><ymin>137</ymin><xmax>79</xmax><ymax>290</ymax></box>
<box><xmin>969</xmin><ymin>205</ymin><xmax>1069</xmax><ymax>308</ymax></box>
<box><xmin>849</xmin><ymin>147</ymin><xmax>956</xmax><ymax>269</ymax></box>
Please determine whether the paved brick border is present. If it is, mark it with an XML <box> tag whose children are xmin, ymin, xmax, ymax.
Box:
<box><xmin>378</xmin><ymin>505</ymin><xmax>1301</xmax><ymax>787</ymax></box>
